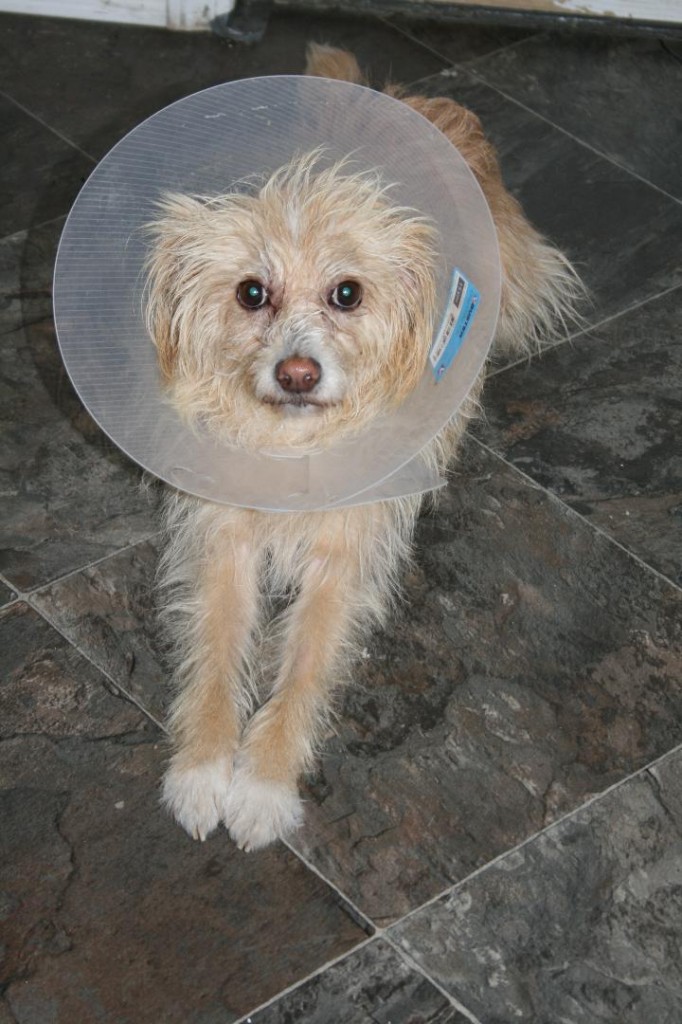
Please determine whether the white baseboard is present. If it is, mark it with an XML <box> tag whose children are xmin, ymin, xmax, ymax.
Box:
<box><xmin>430</xmin><ymin>0</ymin><xmax>682</xmax><ymax>26</ymax></box>
<box><xmin>0</xmin><ymin>0</ymin><xmax>235</xmax><ymax>29</ymax></box>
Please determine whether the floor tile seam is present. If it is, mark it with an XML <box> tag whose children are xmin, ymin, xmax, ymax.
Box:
<box><xmin>375</xmin><ymin>12</ymin><xmax>451</xmax><ymax>72</ymax></box>
<box><xmin>0</xmin><ymin>87</ymin><xmax>97</xmax><ymax>164</ymax></box>
<box><xmin>462</xmin><ymin>69</ymin><xmax>682</xmax><ymax>206</ymax></box>
<box><xmin>470</xmin><ymin>435</ymin><xmax>682</xmax><ymax>594</ymax></box>
<box><xmin>0</xmin><ymin>212</ymin><xmax>66</xmax><ymax>249</ymax></box>
<box><xmin>386</xmin><ymin>741</ymin><xmax>682</xmax><ymax>936</ymax></box>
<box><xmin>456</xmin><ymin>29</ymin><xmax>549</xmax><ymax>69</ymax></box>
<box><xmin>0</xmin><ymin>570</ymin><xmax>16</xmax><ymax>594</ymax></box>
<box><xmin>484</xmin><ymin>280</ymin><xmax>682</xmax><ymax>379</ymax></box>
<box><xmin>230</xmin><ymin>932</ymin><xmax>378</xmax><ymax>1024</ymax></box>
<box><xmin>382</xmin><ymin>932</ymin><xmax>483</xmax><ymax>1023</ymax></box>
<box><xmin>22</xmin><ymin>528</ymin><xmax>162</xmax><ymax>601</ymax></box>
<box><xmin>22</xmin><ymin>593</ymin><xmax>167</xmax><ymax>732</ymax></box>
<box><xmin>383</xmin><ymin>14</ymin><xmax>546</xmax><ymax>74</ymax></box>
<box><xmin>282</xmin><ymin>836</ymin><xmax>379</xmax><ymax>934</ymax></box>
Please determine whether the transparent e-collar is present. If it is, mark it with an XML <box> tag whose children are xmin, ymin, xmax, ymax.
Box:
<box><xmin>53</xmin><ymin>76</ymin><xmax>501</xmax><ymax>511</ymax></box>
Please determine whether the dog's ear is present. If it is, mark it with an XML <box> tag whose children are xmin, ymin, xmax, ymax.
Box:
<box><xmin>144</xmin><ymin>194</ymin><xmax>204</xmax><ymax>381</ymax></box>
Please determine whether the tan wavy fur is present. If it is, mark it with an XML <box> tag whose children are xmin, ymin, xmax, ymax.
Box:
<box><xmin>146</xmin><ymin>44</ymin><xmax>584</xmax><ymax>850</ymax></box>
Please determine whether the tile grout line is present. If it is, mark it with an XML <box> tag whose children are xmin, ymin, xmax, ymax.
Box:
<box><xmin>383</xmin><ymin>932</ymin><xmax>483</xmax><ymax>1023</ymax></box>
<box><xmin>230</xmin><ymin>933</ymin><xmax>377</xmax><ymax>1024</ymax></box>
<box><xmin>485</xmin><ymin>280</ymin><xmax>682</xmax><ymax>379</ymax></box>
<box><xmin>23</xmin><ymin>527</ymin><xmax>162</xmax><ymax>602</ymax></box>
<box><xmin>22</xmin><ymin>590</ymin><xmax>166</xmax><ymax>733</ymax></box>
<box><xmin>16</xmin><ymin>524</ymin><xmax>166</xmax><ymax>728</ymax></box>
<box><xmin>463</xmin><ymin>67</ymin><xmax>682</xmax><ymax>207</ymax></box>
<box><xmin>283</xmin><ymin>836</ymin><xmax>379</xmax><ymax>933</ymax></box>
<box><xmin>0</xmin><ymin>211</ymin><xmax>67</xmax><ymax>249</ymax></box>
<box><xmin>383</xmin><ymin>13</ymin><xmax>546</xmax><ymax>75</ymax></box>
<box><xmin>385</xmin><ymin>743</ymin><xmax>682</xmax><ymax>937</ymax></box>
<box><xmin>456</xmin><ymin>29</ymin><xmax>548</xmax><ymax>69</ymax></box>
<box><xmin>0</xmin><ymin>570</ymin><xmax>16</xmax><ymax>590</ymax></box>
<box><xmin>0</xmin><ymin>87</ymin><xmax>98</xmax><ymax>164</ymax></box>
<box><xmin>471</xmin><ymin>434</ymin><xmax>682</xmax><ymax>595</ymax></box>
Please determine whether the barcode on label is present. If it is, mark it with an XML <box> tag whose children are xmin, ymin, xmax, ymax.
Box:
<box><xmin>429</xmin><ymin>268</ymin><xmax>480</xmax><ymax>381</ymax></box>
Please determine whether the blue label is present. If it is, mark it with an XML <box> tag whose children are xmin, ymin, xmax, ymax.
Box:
<box><xmin>429</xmin><ymin>269</ymin><xmax>480</xmax><ymax>381</ymax></box>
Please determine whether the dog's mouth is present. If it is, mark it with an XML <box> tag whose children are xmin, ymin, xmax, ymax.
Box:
<box><xmin>261</xmin><ymin>394</ymin><xmax>335</xmax><ymax>410</ymax></box>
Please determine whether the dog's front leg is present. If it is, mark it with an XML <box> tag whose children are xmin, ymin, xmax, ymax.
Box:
<box><xmin>224</xmin><ymin>522</ymin><xmax>368</xmax><ymax>851</ymax></box>
<box><xmin>161</xmin><ymin>517</ymin><xmax>262</xmax><ymax>841</ymax></box>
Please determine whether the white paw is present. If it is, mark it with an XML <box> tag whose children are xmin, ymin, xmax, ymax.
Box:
<box><xmin>161</xmin><ymin>757</ymin><xmax>232</xmax><ymax>841</ymax></box>
<box><xmin>222</xmin><ymin>769</ymin><xmax>303</xmax><ymax>852</ymax></box>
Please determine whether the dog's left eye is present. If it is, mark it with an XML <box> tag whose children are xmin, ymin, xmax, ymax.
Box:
<box><xmin>236</xmin><ymin>280</ymin><xmax>268</xmax><ymax>309</ymax></box>
<box><xmin>329</xmin><ymin>280</ymin><xmax>363</xmax><ymax>310</ymax></box>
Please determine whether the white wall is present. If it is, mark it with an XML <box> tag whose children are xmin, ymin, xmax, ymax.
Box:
<box><xmin>0</xmin><ymin>0</ymin><xmax>234</xmax><ymax>29</ymax></box>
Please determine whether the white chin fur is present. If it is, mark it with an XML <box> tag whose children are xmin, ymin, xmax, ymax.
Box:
<box><xmin>222</xmin><ymin>768</ymin><xmax>304</xmax><ymax>852</ymax></box>
<box><xmin>161</xmin><ymin>756</ymin><xmax>232</xmax><ymax>842</ymax></box>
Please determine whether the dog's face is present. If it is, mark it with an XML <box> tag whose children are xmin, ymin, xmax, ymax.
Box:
<box><xmin>145</xmin><ymin>156</ymin><xmax>437</xmax><ymax>451</ymax></box>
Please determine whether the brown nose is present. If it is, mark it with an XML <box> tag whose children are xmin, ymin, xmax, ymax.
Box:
<box><xmin>275</xmin><ymin>357</ymin><xmax>321</xmax><ymax>394</ymax></box>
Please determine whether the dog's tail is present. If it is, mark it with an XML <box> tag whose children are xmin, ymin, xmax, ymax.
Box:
<box><xmin>305</xmin><ymin>42</ymin><xmax>366</xmax><ymax>85</ymax></box>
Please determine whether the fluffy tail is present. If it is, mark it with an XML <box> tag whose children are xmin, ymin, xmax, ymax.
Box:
<box><xmin>494</xmin><ymin>228</ymin><xmax>587</xmax><ymax>359</ymax></box>
<box><xmin>395</xmin><ymin>93</ymin><xmax>587</xmax><ymax>357</ymax></box>
<box><xmin>305</xmin><ymin>42</ymin><xmax>366</xmax><ymax>85</ymax></box>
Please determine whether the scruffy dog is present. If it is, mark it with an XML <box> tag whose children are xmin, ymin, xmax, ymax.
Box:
<box><xmin>145</xmin><ymin>45</ymin><xmax>581</xmax><ymax>851</ymax></box>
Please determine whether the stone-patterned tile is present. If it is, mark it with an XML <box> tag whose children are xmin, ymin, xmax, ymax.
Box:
<box><xmin>391</xmin><ymin>748</ymin><xmax>682</xmax><ymax>1024</ymax></box>
<box><xmin>0</xmin><ymin>602</ymin><xmax>368</xmax><ymax>1024</ymax></box>
<box><xmin>387</xmin><ymin>14</ymin><xmax>535</xmax><ymax>66</ymax></box>
<box><xmin>0</xmin><ymin>11</ymin><xmax>444</xmax><ymax>161</ymax></box>
<box><xmin>250</xmin><ymin>939</ymin><xmax>466</xmax><ymax>1023</ymax></box>
<box><xmin>417</xmin><ymin>71</ymin><xmax>682</xmax><ymax>331</ymax></box>
<box><xmin>472</xmin><ymin>33</ymin><xmax>682</xmax><ymax>200</ymax></box>
<box><xmin>0</xmin><ymin>580</ymin><xmax>16</xmax><ymax>606</ymax></box>
<box><xmin>30</xmin><ymin>442</ymin><xmax>682</xmax><ymax>923</ymax></box>
<box><xmin>32</xmin><ymin>538</ymin><xmax>166</xmax><ymax>722</ymax></box>
<box><xmin>0</xmin><ymin>316</ymin><xmax>159</xmax><ymax>591</ymax></box>
<box><xmin>0</xmin><ymin>94</ymin><xmax>92</xmax><ymax>240</ymax></box>
<box><xmin>476</xmin><ymin>287</ymin><xmax>682</xmax><ymax>585</ymax></box>
<box><xmin>286</xmin><ymin>441</ymin><xmax>682</xmax><ymax>923</ymax></box>
<box><xmin>0</xmin><ymin>601</ymin><xmax>143</xmax><ymax>740</ymax></box>
<box><xmin>2</xmin><ymin>739</ymin><xmax>367</xmax><ymax>1024</ymax></box>
<box><xmin>0</xmin><ymin>217</ymin><xmax>62</xmax><ymax>336</ymax></box>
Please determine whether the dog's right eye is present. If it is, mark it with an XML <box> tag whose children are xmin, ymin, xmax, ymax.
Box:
<box><xmin>236</xmin><ymin>280</ymin><xmax>268</xmax><ymax>310</ymax></box>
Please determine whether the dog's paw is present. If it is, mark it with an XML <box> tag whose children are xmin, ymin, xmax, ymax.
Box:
<box><xmin>222</xmin><ymin>769</ymin><xmax>303</xmax><ymax>852</ymax></box>
<box><xmin>161</xmin><ymin>757</ymin><xmax>232</xmax><ymax>842</ymax></box>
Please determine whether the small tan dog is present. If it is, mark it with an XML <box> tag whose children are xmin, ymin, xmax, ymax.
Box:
<box><xmin>145</xmin><ymin>45</ymin><xmax>581</xmax><ymax>850</ymax></box>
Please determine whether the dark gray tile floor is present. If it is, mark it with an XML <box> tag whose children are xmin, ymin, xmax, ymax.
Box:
<box><xmin>392</xmin><ymin>747</ymin><xmax>682</xmax><ymax>1024</ymax></box>
<box><xmin>249</xmin><ymin>939</ymin><xmax>466</xmax><ymax>1023</ymax></box>
<box><xmin>469</xmin><ymin>33</ymin><xmax>682</xmax><ymax>200</ymax></box>
<box><xmin>0</xmin><ymin>9</ymin><xmax>680</xmax><ymax>1024</ymax></box>
<box><xmin>417</xmin><ymin>71</ymin><xmax>682</xmax><ymax>326</ymax></box>
<box><xmin>1</xmin><ymin>603</ymin><xmax>368</xmax><ymax>1024</ymax></box>
<box><xmin>386</xmin><ymin>13</ymin><xmax>535</xmax><ymax>65</ymax></box>
<box><xmin>475</xmin><ymin>287</ymin><xmax>682</xmax><ymax>585</ymax></box>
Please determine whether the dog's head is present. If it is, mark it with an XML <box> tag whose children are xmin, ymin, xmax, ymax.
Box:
<box><xmin>145</xmin><ymin>154</ymin><xmax>437</xmax><ymax>451</ymax></box>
